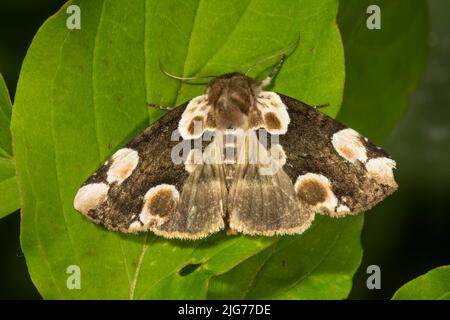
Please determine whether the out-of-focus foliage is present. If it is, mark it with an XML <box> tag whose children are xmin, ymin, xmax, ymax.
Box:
<box><xmin>0</xmin><ymin>73</ymin><xmax>19</xmax><ymax>218</ymax></box>
<box><xmin>337</xmin><ymin>0</ymin><xmax>427</xmax><ymax>144</ymax></box>
<box><xmin>349</xmin><ymin>0</ymin><xmax>450</xmax><ymax>299</ymax></box>
<box><xmin>393</xmin><ymin>266</ymin><xmax>450</xmax><ymax>299</ymax></box>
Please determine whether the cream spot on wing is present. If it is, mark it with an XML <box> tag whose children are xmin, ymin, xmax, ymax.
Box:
<box><xmin>332</xmin><ymin>128</ymin><xmax>368</xmax><ymax>164</ymax></box>
<box><xmin>74</xmin><ymin>183</ymin><xmax>109</xmax><ymax>215</ymax></box>
<box><xmin>106</xmin><ymin>148</ymin><xmax>139</xmax><ymax>185</ymax></box>
<box><xmin>179</xmin><ymin>95</ymin><xmax>212</xmax><ymax>139</ymax></box>
<box><xmin>336</xmin><ymin>204</ymin><xmax>350</xmax><ymax>213</ymax></box>
<box><xmin>187</xmin><ymin>116</ymin><xmax>205</xmax><ymax>137</ymax></box>
<box><xmin>365</xmin><ymin>157</ymin><xmax>397</xmax><ymax>187</ymax></box>
<box><xmin>294</xmin><ymin>173</ymin><xmax>338</xmax><ymax>213</ymax></box>
<box><xmin>139</xmin><ymin>184</ymin><xmax>180</xmax><ymax>228</ymax></box>
<box><xmin>256</xmin><ymin>92</ymin><xmax>290</xmax><ymax>134</ymax></box>
<box><xmin>258</xmin><ymin>91</ymin><xmax>282</xmax><ymax>108</ymax></box>
<box><xmin>128</xmin><ymin>220</ymin><xmax>143</xmax><ymax>232</ymax></box>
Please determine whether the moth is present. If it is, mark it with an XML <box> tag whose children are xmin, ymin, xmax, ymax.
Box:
<box><xmin>73</xmin><ymin>51</ymin><xmax>398</xmax><ymax>240</ymax></box>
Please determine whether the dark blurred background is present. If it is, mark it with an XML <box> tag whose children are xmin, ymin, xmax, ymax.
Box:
<box><xmin>0</xmin><ymin>0</ymin><xmax>448</xmax><ymax>299</ymax></box>
<box><xmin>349</xmin><ymin>0</ymin><xmax>450</xmax><ymax>299</ymax></box>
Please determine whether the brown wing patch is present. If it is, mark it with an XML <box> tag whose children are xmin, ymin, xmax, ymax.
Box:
<box><xmin>295</xmin><ymin>179</ymin><xmax>328</xmax><ymax>205</ymax></box>
<box><xmin>144</xmin><ymin>185</ymin><xmax>179</xmax><ymax>218</ymax></box>
<box><xmin>263</xmin><ymin>112</ymin><xmax>282</xmax><ymax>131</ymax></box>
<box><xmin>128</xmin><ymin>184</ymin><xmax>180</xmax><ymax>232</ymax></box>
<box><xmin>294</xmin><ymin>173</ymin><xmax>338</xmax><ymax>214</ymax></box>
<box><xmin>187</xmin><ymin>116</ymin><xmax>205</xmax><ymax>136</ymax></box>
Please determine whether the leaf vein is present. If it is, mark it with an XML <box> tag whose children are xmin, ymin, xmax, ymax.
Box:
<box><xmin>130</xmin><ymin>233</ymin><xmax>152</xmax><ymax>300</ymax></box>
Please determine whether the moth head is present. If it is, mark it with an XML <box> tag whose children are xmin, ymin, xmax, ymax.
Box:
<box><xmin>205</xmin><ymin>72</ymin><xmax>259</xmax><ymax>130</ymax></box>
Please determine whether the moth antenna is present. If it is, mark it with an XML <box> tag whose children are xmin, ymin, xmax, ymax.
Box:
<box><xmin>146</xmin><ymin>102</ymin><xmax>175</xmax><ymax>111</ymax></box>
<box><xmin>159</xmin><ymin>61</ymin><xmax>217</xmax><ymax>82</ymax></box>
<box><xmin>259</xmin><ymin>54</ymin><xmax>287</xmax><ymax>88</ymax></box>
<box><xmin>245</xmin><ymin>34</ymin><xmax>301</xmax><ymax>76</ymax></box>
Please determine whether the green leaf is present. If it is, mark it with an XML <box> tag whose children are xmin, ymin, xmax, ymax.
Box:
<box><xmin>337</xmin><ymin>0</ymin><xmax>428</xmax><ymax>144</ymax></box>
<box><xmin>392</xmin><ymin>266</ymin><xmax>450</xmax><ymax>300</ymax></box>
<box><xmin>208</xmin><ymin>216</ymin><xmax>363</xmax><ymax>299</ymax></box>
<box><xmin>12</xmin><ymin>0</ymin><xmax>347</xmax><ymax>299</ymax></box>
<box><xmin>0</xmin><ymin>73</ymin><xmax>20</xmax><ymax>218</ymax></box>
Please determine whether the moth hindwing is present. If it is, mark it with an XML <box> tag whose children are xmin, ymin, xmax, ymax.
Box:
<box><xmin>74</xmin><ymin>72</ymin><xmax>397</xmax><ymax>240</ymax></box>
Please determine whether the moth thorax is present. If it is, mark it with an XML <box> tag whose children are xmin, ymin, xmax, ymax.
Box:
<box><xmin>206</xmin><ymin>72</ymin><xmax>259</xmax><ymax>130</ymax></box>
